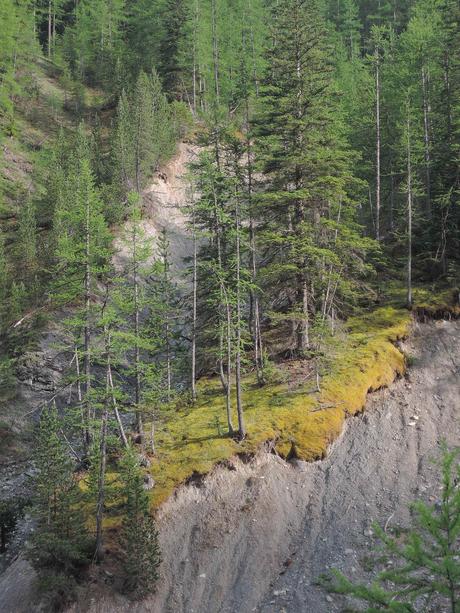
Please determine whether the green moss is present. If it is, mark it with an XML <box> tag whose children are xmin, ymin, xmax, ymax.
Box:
<box><xmin>384</xmin><ymin>283</ymin><xmax>460</xmax><ymax>316</ymax></box>
<box><xmin>146</xmin><ymin>306</ymin><xmax>413</xmax><ymax>508</ymax></box>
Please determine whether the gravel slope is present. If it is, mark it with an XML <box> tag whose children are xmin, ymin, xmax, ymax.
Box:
<box><xmin>1</xmin><ymin>319</ymin><xmax>458</xmax><ymax>613</ymax></box>
<box><xmin>257</xmin><ymin>318</ymin><xmax>460</xmax><ymax>613</ymax></box>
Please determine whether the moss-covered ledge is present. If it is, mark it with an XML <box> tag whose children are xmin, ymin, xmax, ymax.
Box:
<box><xmin>147</xmin><ymin>306</ymin><xmax>412</xmax><ymax>508</ymax></box>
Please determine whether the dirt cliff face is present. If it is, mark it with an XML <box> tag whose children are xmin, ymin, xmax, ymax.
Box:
<box><xmin>32</xmin><ymin>318</ymin><xmax>452</xmax><ymax>613</ymax></box>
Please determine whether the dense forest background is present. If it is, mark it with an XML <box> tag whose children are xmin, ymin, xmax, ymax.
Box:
<box><xmin>0</xmin><ymin>0</ymin><xmax>459</xmax><ymax>604</ymax></box>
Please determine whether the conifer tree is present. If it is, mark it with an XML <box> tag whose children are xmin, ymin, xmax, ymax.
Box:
<box><xmin>65</xmin><ymin>0</ymin><xmax>126</xmax><ymax>87</ymax></box>
<box><xmin>190</xmin><ymin>148</ymin><xmax>235</xmax><ymax>433</ymax></box>
<box><xmin>28</xmin><ymin>404</ymin><xmax>91</xmax><ymax>604</ymax></box>
<box><xmin>255</xmin><ymin>0</ymin><xmax>370</xmax><ymax>354</ymax></box>
<box><xmin>323</xmin><ymin>448</ymin><xmax>460</xmax><ymax>612</ymax></box>
<box><xmin>0</xmin><ymin>0</ymin><xmax>36</xmax><ymax>132</ymax></box>
<box><xmin>52</xmin><ymin>130</ymin><xmax>112</xmax><ymax>447</ymax></box>
<box><xmin>113</xmin><ymin>70</ymin><xmax>175</xmax><ymax>195</ymax></box>
<box><xmin>117</xmin><ymin>192</ymin><xmax>154</xmax><ymax>444</ymax></box>
<box><xmin>158</xmin><ymin>228</ymin><xmax>174</xmax><ymax>399</ymax></box>
<box><xmin>119</xmin><ymin>445</ymin><xmax>161</xmax><ymax>598</ymax></box>
<box><xmin>159</xmin><ymin>0</ymin><xmax>189</xmax><ymax>100</ymax></box>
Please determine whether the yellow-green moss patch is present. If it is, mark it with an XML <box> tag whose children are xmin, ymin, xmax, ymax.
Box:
<box><xmin>147</xmin><ymin>306</ymin><xmax>412</xmax><ymax>508</ymax></box>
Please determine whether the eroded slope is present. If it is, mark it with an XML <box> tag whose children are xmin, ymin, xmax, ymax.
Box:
<box><xmin>51</xmin><ymin>318</ymin><xmax>458</xmax><ymax>613</ymax></box>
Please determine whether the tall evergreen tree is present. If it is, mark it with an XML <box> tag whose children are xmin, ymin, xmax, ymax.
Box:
<box><xmin>159</xmin><ymin>0</ymin><xmax>190</xmax><ymax>100</ymax></box>
<box><xmin>119</xmin><ymin>445</ymin><xmax>161</xmax><ymax>597</ymax></box>
<box><xmin>113</xmin><ymin>70</ymin><xmax>175</xmax><ymax>195</ymax></box>
<box><xmin>52</xmin><ymin>130</ymin><xmax>112</xmax><ymax>447</ymax></box>
<box><xmin>255</xmin><ymin>0</ymin><xmax>371</xmax><ymax>354</ymax></box>
<box><xmin>28</xmin><ymin>405</ymin><xmax>91</xmax><ymax>606</ymax></box>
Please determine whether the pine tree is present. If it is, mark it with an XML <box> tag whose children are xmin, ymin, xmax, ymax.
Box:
<box><xmin>113</xmin><ymin>69</ymin><xmax>175</xmax><ymax>195</ymax></box>
<box><xmin>117</xmin><ymin>192</ymin><xmax>154</xmax><ymax>445</ymax></box>
<box><xmin>28</xmin><ymin>404</ymin><xmax>91</xmax><ymax>604</ymax></box>
<box><xmin>64</xmin><ymin>0</ymin><xmax>126</xmax><ymax>88</ymax></box>
<box><xmin>0</xmin><ymin>0</ymin><xmax>36</xmax><ymax>133</ymax></box>
<box><xmin>52</xmin><ymin>129</ymin><xmax>112</xmax><ymax>447</ymax></box>
<box><xmin>255</xmin><ymin>0</ymin><xmax>371</xmax><ymax>355</ymax></box>
<box><xmin>159</xmin><ymin>0</ymin><xmax>190</xmax><ymax>100</ymax></box>
<box><xmin>124</xmin><ymin>0</ymin><xmax>164</xmax><ymax>78</ymax></box>
<box><xmin>119</xmin><ymin>445</ymin><xmax>161</xmax><ymax>598</ymax></box>
<box><xmin>189</xmin><ymin>148</ymin><xmax>235</xmax><ymax>433</ymax></box>
<box><xmin>158</xmin><ymin>228</ymin><xmax>174</xmax><ymax>399</ymax></box>
<box><xmin>432</xmin><ymin>0</ymin><xmax>460</xmax><ymax>273</ymax></box>
<box><xmin>323</xmin><ymin>448</ymin><xmax>460</xmax><ymax>612</ymax></box>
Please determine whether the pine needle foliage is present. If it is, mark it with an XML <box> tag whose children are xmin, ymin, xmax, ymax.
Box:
<box><xmin>27</xmin><ymin>405</ymin><xmax>92</xmax><ymax>610</ymax></box>
<box><xmin>119</xmin><ymin>445</ymin><xmax>161</xmax><ymax>598</ymax></box>
<box><xmin>322</xmin><ymin>448</ymin><xmax>460</xmax><ymax>612</ymax></box>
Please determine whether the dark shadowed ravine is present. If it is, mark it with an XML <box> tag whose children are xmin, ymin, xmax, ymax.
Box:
<box><xmin>0</xmin><ymin>319</ymin><xmax>459</xmax><ymax>613</ymax></box>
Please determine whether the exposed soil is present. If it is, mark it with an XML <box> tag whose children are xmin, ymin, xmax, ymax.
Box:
<box><xmin>151</xmin><ymin>320</ymin><xmax>460</xmax><ymax>613</ymax></box>
<box><xmin>114</xmin><ymin>142</ymin><xmax>196</xmax><ymax>283</ymax></box>
<box><xmin>11</xmin><ymin>318</ymin><xmax>452</xmax><ymax>613</ymax></box>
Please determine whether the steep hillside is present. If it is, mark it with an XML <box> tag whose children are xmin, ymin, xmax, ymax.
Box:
<box><xmin>1</xmin><ymin>0</ymin><xmax>460</xmax><ymax>610</ymax></box>
<box><xmin>1</xmin><ymin>319</ymin><xmax>457</xmax><ymax>613</ymax></box>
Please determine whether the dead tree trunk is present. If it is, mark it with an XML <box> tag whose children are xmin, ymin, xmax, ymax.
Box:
<box><xmin>133</xmin><ymin>222</ymin><xmax>144</xmax><ymax>445</ymax></box>
<box><xmin>191</xmin><ymin>200</ymin><xmax>198</xmax><ymax>401</ymax></box>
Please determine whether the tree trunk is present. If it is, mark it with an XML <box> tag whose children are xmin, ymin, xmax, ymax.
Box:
<box><xmin>213</xmin><ymin>181</ymin><xmax>233</xmax><ymax>434</ymax></box>
<box><xmin>406</xmin><ymin>103</ymin><xmax>413</xmax><ymax>309</ymax></box>
<box><xmin>95</xmin><ymin>330</ymin><xmax>109</xmax><ymax>562</ymax></box>
<box><xmin>133</xmin><ymin>223</ymin><xmax>144</xmax><ymax>445</ymax></box>
<box><xmin>191</xmin><ymin>203</ymin><xmax>198</xmax><ymax>401</ymax></box>
<box><xmin>225</xmin><ymin>298</ymin><xmax>233</xmax><ymax>435</ymax></box>
<box><xmin>108</xmin><ymin>365</ymin><xmax>128</xmax><ymax>448</ymax></box>
<box><xmin>192</xmin><ymin>0</ymin><xmax>199</xmax><ymax>113</ymax></box>
<box><xmin>48</xmin><ymin>1</ymin><xmax>52</xmax><ymax>59</ymax></box>
<box><xmin>375</xmin><ymin>47</ymin><xmax>381</xmax><ymax>242</ymax></box>
<box><xmin>245</xmin><ymin>99</ymin><xmax>264</xmax><ymax>384</ymax></box>
<box><xmin>296</xmin><ymin>278</ymin><xmax>310</xmax><ymax>353</ymax></box>
<box><xmin>235</xmin><ymin>195</ymin><xmax>245</xmax><ymax>440</ymax></box>
<box><xmin>75</xmin><ymin>345</ymin><xmax>82</xmax><ymax>403</ymax></box>
<box><xmin>389</xmin><ymin>165</ymin><xmax>395</xmax><ymax>233</ymax></box>
<box><xmin>84</xmin><ymin>188</ymin><xmax>91</xmax><ymax>448</ymax></box>
<box><xmin>162</xmin><ymin>233</ymin><xmax>172</xmax><ymax>399</ymax></box>
<box><xmin>166</xmin><ymin>318</ymin><xmax>172</xmax><ymax>397</ymax></box>
<box><xmin>211</xmin><ymin>0</ymin><xmax>220</xmax><ymax>107</ymax></box>
<box><xmin>421</xmin><ymin>66</ymin><xmax>432</xmax><ymax>220</ymax></box>
<box><xmin>94</xmin><ymin>399</ymin><xmax>107</xmax><ymax>562</ymax></box>
<box><xmin>52</xmin><ymin>2</ymin><xmax>56</xmax><ymax>55</ymax></box>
